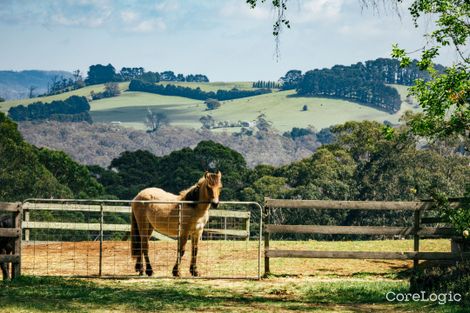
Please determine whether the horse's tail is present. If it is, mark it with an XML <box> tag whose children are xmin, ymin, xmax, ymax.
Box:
<box><xmin>130</xmin><ymin>208</ymin><xmax>141</xmax><ymax>259</ymax></box>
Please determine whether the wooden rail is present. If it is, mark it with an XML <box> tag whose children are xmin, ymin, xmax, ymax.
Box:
<box><xmin>23</xmin><ymin>202</ymin><xmax>251</xmax><ymax>242</ymax></box>
<box><xmin>263</xmin><ymin>198</ymin><xmax>466</xmax><ymax>275</ymax></box>
<box><xmin>0</xmin><ymin>202</ymin><xmax>22</xmax><ymax>279</ymax></box>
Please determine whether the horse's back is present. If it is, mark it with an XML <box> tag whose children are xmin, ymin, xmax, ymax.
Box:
<box><xmin>132</xmin><ymin>188</ymin><xmax>181</xmax><ymax>228</ymax></box>
<box><xmin>133</xmin><ymin>187</ymin><xmax>179</xmax><ymax>202</ymax></box>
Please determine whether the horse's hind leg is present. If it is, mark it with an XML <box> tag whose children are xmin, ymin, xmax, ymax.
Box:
<box><xmin>142</xmin><ymin>225</ymin><xmax>154</xmax><ymax>277</ymax></box>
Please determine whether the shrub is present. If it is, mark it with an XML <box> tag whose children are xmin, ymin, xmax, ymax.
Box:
<box><xmin>410</xmin><ymin>261</ymin><xmax>470</xmax><ymax>306</ymax></box>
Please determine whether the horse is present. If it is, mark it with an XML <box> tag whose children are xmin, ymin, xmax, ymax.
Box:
<box><xmin>0</xmin><ymin>214</ymin><xmax>14</xmax><ymax>280</ymax></box>
<box><xmin>131</xmin><ymin>171</ymin><xmax>222</xmax><ymax>277</ymax></box>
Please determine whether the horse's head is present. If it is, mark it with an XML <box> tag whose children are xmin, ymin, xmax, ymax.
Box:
<box><xmin>203</xmin><ymin>171</ymin><xmax>222</xmax><ymax>208</ymax></box>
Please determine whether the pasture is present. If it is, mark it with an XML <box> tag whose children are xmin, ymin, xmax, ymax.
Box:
<box><xmin>1</xmin><ymin>239</ymin><xmax>464</xmax><ymax>313</ymax></box>
<box><xmin>0</xmin><ymin>81</ymin><xmax>417</xmax><ymax>132</ymax></box>
<box><xmin>89</xmin><ymin>88</ymin><xmax>413</xmax><ymax>132</ymax></box>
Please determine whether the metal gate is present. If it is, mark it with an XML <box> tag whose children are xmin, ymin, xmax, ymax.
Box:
<box><xmin>22</xmin><ymin>199</ymin><xmax>262</xmax><ymax>279</ymax></box>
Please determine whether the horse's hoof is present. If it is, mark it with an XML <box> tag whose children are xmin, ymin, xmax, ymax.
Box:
<box><xmin>138</xmin><ymin>271</ymin><xmax>144</xmax><ymax>276</ymax></box>
<box><xmin>146</xmin><ymin>268</ymin><xmax>153</xmax><ymax>277</ymax></box>
<box><xmin>172</xmin><ymin>267</ymin><xmax>181</xmax><ymax>277</ymax></box>
<box><xmin>190</xmin><ymin>266</ymin><xmax>200</xmax><ymax>277</ymax></box>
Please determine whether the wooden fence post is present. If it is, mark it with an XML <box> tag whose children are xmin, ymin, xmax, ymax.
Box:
<box><xmin>24</xmin><ymin>209</ymin><xmax>30</xmax><ymax>242</ymax></box>
<box><xmin>413</xmin><ymin>209</ymin><xmax>421</xmax><ymax>270</ymax></box>
<box><xmin>12</xmin><ymin>203</ymin><xmax>22</xmax><ymax>279</ymax></box>
<box><xmin>99</xmin><ymin>203</ymin><xmax>104</xmax><ymax>277</ymax></box>
<box><xmin>245</xmin><ymin>213</ymin><xmax>250</xmax><ymax>242</ymax></box>
<box><xmin>264</xmin><ymin>204</ymin><xmax>270</xmax><ymax>275</ymax></box>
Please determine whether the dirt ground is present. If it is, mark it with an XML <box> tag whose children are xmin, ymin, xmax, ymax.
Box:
<box><xmin>21</xmin><ymin>239</ymin><xmax>451</xmax><ymax>278</ymax></box>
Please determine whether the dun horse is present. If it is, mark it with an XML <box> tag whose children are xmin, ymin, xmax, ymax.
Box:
<box><xmin>131</xmin><ymin>171</ymin><xmax>222</xmax><ymax>277</ymax></box>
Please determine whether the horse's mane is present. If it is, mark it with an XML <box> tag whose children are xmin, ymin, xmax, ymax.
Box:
<box><xmin>179</xmin><ymin>174</ymin><xmax>221</xmax><ymax>203</ymax></box>
<box><xmin>179</xmin><ymin>177</ymin><xmax>205</xmax><ymax>202</ymax></box>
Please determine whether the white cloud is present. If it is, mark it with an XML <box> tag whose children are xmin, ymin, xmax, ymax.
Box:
<box><xmin>129</xmin><ymin>18</ymin><xmax>166</xmax><ymax>33</ymax></box>
<box><xmin>155</xmin><ymin>1</ymin><xmax>180</xmax><ymax>12</ymax></box>
<box><xmin>121</xmin><ymin>10</ymin><xmax>138</xmax><ymax>23</ymax></box>
<box><xmin>50</xmin><ymin>12</ymin><xmax>109</xmax><ymax>28</ymax></box>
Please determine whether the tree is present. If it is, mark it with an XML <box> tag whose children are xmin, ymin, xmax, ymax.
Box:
<box><xmin>28</xmin><ymin>86</ymin><xmax>36</xmax><ymax>98</ymax></box>
<box><xmin>85</xmin><ymin>64</ymin><xmax>118</xmax><ymax>85</ymax></box>
<box><xmin>280</xmin><ymin>70</ymin><xmax>302</xmax><ymax>90</ymax></box>
<box><xmin>205</xmin><ymin>98</ymin><xmax>221</xmax><ymax>110</ymax></box>
<box><xmin>104</xmin><ymin>82</ymin><xmax>121</xmax><ymax>97</ymax></box>
<box><xmin>145</xmin><ymin>109</ymin><xmax>168</xmax><ymax>132</ymax></box>
<box><xmin>200</xmin><ymin>115</ymin><xmax>215</xmax><ymax>129</ymax></box>
<box><xmin>390</xmin><ymin>0</ymin><xmax>469</xmax><ymax>140</ymax></box>
<box><xmin>255</xmin><ymin>113</ymin><xmax>272</xmax><ymax>132</ymax></box>
<box><xmin>302</xmin><ymin>105</ymin><xmax>308</xmax><ymax>111</ymax></box>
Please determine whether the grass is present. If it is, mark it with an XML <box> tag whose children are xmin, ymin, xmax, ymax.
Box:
<box><xmin>0</xmin><ymin>275</ymin><xmax>465</xmax><ymax>313</ymax></box>
<box><xmin>88</xmin><ymin>88</ymin><xmax>415</xmax><ymax>132</ymax></box>
<box><xmin>1</xmin><ymin>82</ymin><xmax>418</xmax><ymax>132</ymax></box>
<box><xmin>0</xmin><ymin>82</ymin><xmax>130</xmax><ymax>112</ymax></box>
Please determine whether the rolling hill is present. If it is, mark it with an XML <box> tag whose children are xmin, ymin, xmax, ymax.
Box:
<box><xmin>0</xmin><ymin>81</ymin><xmax>417</xmax><ymax>132</ymax></box>
<box><xmin>0</xmin><ymin>70</ymin><xmax>73</xmax><ymax>100</ymax></box>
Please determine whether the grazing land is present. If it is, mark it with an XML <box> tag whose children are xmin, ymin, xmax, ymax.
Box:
<box><xmin>1</xmin><ymin>239</ymin><xmax>462</xmax><ymax>313</ymax></box>
<box><xmin>0</xmin><ymin>82</ymin><xmax>417</xmax><ymax>132</ymax></box>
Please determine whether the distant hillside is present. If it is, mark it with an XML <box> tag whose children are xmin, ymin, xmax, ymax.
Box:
<box><xmin>18</xmin><ymin>121</ymin><xmax>320</xmax><ymax>168</ymax></box>
<box><xmin>0</xmin><ymin>70</ymin><xmax>73</xmax><ymax>100</ymax></box>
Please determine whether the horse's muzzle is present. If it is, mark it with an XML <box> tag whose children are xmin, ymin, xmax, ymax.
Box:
<box><xmin>211</xmin><ymin>201</ymin><xmax>219</xmax><ymax>209</ymax></box>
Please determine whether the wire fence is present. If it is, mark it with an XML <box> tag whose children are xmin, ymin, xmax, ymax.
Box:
<box><xmin>21</xmin><ymin>199</ymin><xmax>262</xmax><ymax>279</ymax></box>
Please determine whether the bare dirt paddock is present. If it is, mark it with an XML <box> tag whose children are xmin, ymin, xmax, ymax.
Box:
<box><xmin>21</xmin><ymin>239</ymin><xmax>451</xmax><ymax>278</ymax></box>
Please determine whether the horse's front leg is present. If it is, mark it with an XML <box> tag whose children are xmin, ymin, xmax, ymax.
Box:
<box><xmin>172</xmin><ymin>230</ymin><xmax>189</xmax><ymax>277</ymax></box>
<box><xmin>190</xmin><ymin>231</ymin><xmax>202</xmax><ymax>277</ymax></box>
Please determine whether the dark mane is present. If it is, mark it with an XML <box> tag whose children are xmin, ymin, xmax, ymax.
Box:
<box><xmin>181</xmin><ymin>184</ymin><xmax>200</xmax><ymax>206</ymax></box>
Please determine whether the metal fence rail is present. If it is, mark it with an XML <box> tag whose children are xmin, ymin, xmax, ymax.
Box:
<box><xmin>22</xmin><ymin>199</ymin><xmax>263</xmax><ymax>279</ymax></box>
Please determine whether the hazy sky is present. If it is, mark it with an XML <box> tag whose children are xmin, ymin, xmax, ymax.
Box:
<box><xmin>0</xmin><ymin>0</ymin><xmax>461</xmax><ymax>81</ymax></box>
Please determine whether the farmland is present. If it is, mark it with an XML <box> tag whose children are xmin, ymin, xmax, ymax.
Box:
<box><xmin>0</xmin><ymin>81</ymin><xmax>416</xmax><ymax>132</ymax></box>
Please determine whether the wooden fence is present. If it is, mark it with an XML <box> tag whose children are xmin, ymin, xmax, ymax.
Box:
<box><xmin>0</xmin><ymin>202</ymin><xmax>22</xmax><ymax>279</ymax></box>
<box><xmin>22</xmin><ymin>201</ymin><xmax>251</xmax><ymax>242</ymax></box>
<box><xmin>263</xmin><ymin>198</ymin><xmax>470</xmax><ymax>275</ymax></box>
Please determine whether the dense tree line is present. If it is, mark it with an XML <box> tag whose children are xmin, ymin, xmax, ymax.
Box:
<box><xmin>84</xmin><ymin>64</ymin><xmax>209</xmax><ymax>86</ymax></box>
<box><xmin>252</xmin><ymin>81</ymin><xmax>281</xmax><ymax>88</ymax></box>
<box><xmin>281</xmin><ymin>58</ymin><xmax>445</xmax><ymax>113</ymax></box>
<box><xmin>297</xmin><ymin>69</ymin><xmax>402</xmax><ymax>113</ymax></box>
<box><xmin>129</xmin><ymin>79</ymin><xmax>272</xmax><ymax>101</ymax></box>
<box><xmin>8</xmin><ymin>95</ymin><xmax>92</xmax><ymax>123</ymax></box>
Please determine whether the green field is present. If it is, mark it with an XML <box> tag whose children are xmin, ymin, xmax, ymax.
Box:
<box><xmin>0</xmin><ymin>81</ymin><xmax>417</xmax><ymax>132</ymax></box>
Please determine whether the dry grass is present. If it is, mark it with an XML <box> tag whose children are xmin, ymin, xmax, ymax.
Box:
<box><xmin>21</xmin><ymin>239</ymin><xmax>450</xmax><ymax>278</ymax></box>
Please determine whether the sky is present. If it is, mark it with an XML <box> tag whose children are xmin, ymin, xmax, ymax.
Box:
<box><xmin>0</xmin><ymin>0</ymin><xmax>462</xmax><ymax>81</ymax></box>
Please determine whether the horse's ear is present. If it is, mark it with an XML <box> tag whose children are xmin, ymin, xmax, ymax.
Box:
<box><xmin>217</xmin><ymin>171</ymin><xmax>222</xmax><ymax>178</ymax></box>
<box><xmin>204</xmin><ymin>171</ymin><xmax>209</xmax><ymax>178</ymax></box>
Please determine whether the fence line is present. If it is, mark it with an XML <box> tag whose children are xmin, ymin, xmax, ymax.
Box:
<box><xmin>21</xmin><ymin>199</ymin><xmax>263</xmax><ymax>279</ymax></box>
<box><xmin>263</xmin><ymin>198</ymin><xmax>468</xmax><ymax>275</ymax></box>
